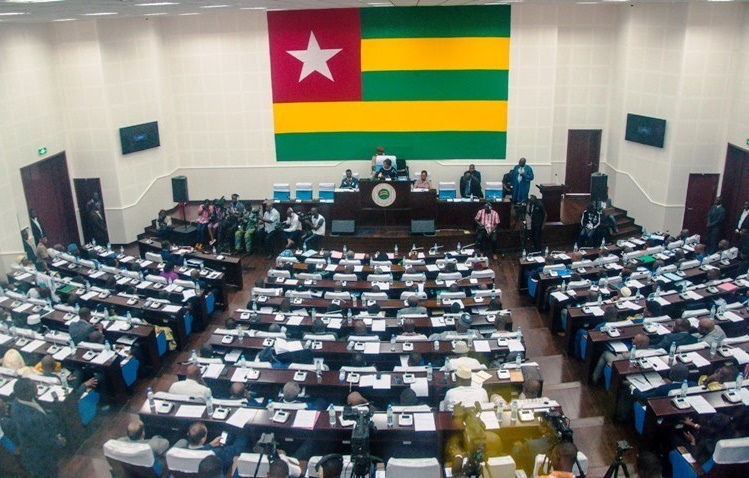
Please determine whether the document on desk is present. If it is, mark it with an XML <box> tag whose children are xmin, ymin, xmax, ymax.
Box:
<box><xmin>730</xmin><ymin>348</ymin><xmax>749</xmax><ymax>365</ymax></box>
<box><xmin>621</xmin><ymin>301</ymin><xmax>642</xmax><ymax>311</ymax></box>
<box><xmin>354</xmin><ymin>266</ymin><xmax>364</xmax><ymax>273</ymax></box>
<box><xmin>685</xmin><ymin>395</ymin><xmax>716</xmax><ymax>414</ymax></box>
<box><xmin>136</xmin><ymin>281</ymin><xmax>152</xmax><ymax>290</ymax></box>
<box><xmin>628</xmin><ymin>374</ymin><xmax>655</xmax><ymax>392</ymax></box>
<box><xmin>0</xmin><ymin>333</ymin><xmax>10</xmax><ymax>346</ymax></box>
<box><xmin>588</xmin><ymin>306</ymin><xmax>605</xmax><ymax>317</ymax></box>
<box><xmin>53</xmin><ymin>347</ymin><xmax>73</xmax><ymax>361</ymax></box>
<box><xmin>371</xmin><ymin>320</ymin><xmax>386</xmax><ymax>332</ymax></box>
<box><xmin>411</xmin><ymin>377</ymin><xmax>430</xmax><ymax>397</ymax></box>
<box><xmin>182</xmin><ymin>289</ymin><xmax>196</xmax><ymax>301</ymax></box>
<box><xmin>684</xmin><ymin>290</ymin><xmax>703</xmax><ymax>301</ymax></box>
<box><xmin>287</xmin><ymin>316</ymin><xmax>304</xmax><ymax>326</ymax></box>
<box><xmin>327</xmin><ymin>318</ymin><xmax>343</xmax><ymax>330</ymax></box>
<box><xmin>116</xmin><ymin>277</ymin><xmax>131</xmax><ymax>285</ymax></box>
<box><xmin>325</xmin><ymin>264</ymin><xmax>337</xmax><ymax>272</ymax></box>
<box><xmin>175</xmin><ymin>405</ymin><xmax>206</xmax><ymax>418</ymax></box>
<box><xmin>430</xmin><ymin>317</ymin><xmax>445</xmax><ymax>327</ymax></box>
<box><xmin>414</xmin><ymin>413</ymin><xmax>436</xmax><ymax>432</ymax></box>
<box><xmin>426</xmin><ymin>264</ymin><xmax>440</xmax><ymax>272</ymax></box>
<box><xmin>0</xmin><ymin>378</ymin><xmax>17</xmax><ymax>397</ymax></box>
<box><xmin>231</xmin><ymin>368</ymin><xmax>249</xmax><ymax>383</ymax></box>
<box><xmin>740</xmin><ymin>388</ymin><xmax>749</xmax><ymax>406</ymax></box>
<box><xmin>644</xmin><ymin>372</ymin><xmax>666</xmax><ymax>388</ymax></box>
<box><xmin>364</xmin><ymin>342</ymin><xmax>380</xmax><ymax>354</ymax></box>
<box><xmin>373</xmin><ymin>374</ymin><xmax>391</xmax><ymax>390</ymax></box>
<box><xmin>358</xmin><ymin>375</ymin><xmax>375</xmax><ymax>387</ymax></box>
<box><xmin>203</xmin><ymin>363</ymin><xmax>225</xmax><ymax>379</ymax></box>
<box><xmin>354</xmin><ymin>253</ymin><xmax>365</xmax><ymax>260</ymax></box>
<box><xmin>92</xmin><ymin>349</ymin><xmax>116</xmax><ymax>365</ymax></box>
<box><xmin>479</xmin><ymin>411</ymin><xmax>500</xmax><ymax>430</ymax></box>
<box><xmin>227</xmin><ymin>407</ymin><xmax>257</xmax><ymax>429</ymax></box>
<box><xmin>687</xmin><ymin>352</ymin><xmax>710</xmax><ymax>368</ymax></box>
<box><xmin>20</xmin><ymin>339</ymin><xmax>44</xmax><ymax>353</ymax></box>
<box><xmin>723</xmin><ymin>311</ymin><xmax>743</xmax><ymax>323</ymax></box>
<box><xmin>654</xmin><ymin>324</ymin><xmax>671</xmax><ymax>335</ymax></box>
<box><xmin>551</xmin><ymin>292</ymin><xmax>569</xmax><ymax>302</ymax></box>
<box><xmin>162</xmin><ymin>305</ymin><xmax>182</xmax><ymax>313</ymax></box>
<box><xmin>292</xmin><ymin>410</ymin><xmax>319</xmax><ymax>430</ymax></box>
<box><xmin>649</xmin><ymin>356</ymin><xmax>671</xmax><ymax>371</ymax></box>
<box><xmin>607</xmin><ymin>341</ymin><xmax>629</xmax><ymax>354</ymax></box>
<box><xmin>473</xmin><ymin>340</ymin><xmax>491</xmax><ymax>353</ymax></box>
<box><xmin>654</xmin><ymin>297</ymin><xmax>671</xmax><ymax>307</ymax></box>
<box><xmin>507</xmin><ymin>340</ymin><xmax>525</xmax><ymax>353</ymax></box>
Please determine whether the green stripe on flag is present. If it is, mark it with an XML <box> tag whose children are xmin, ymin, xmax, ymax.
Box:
<box><xmin>360</xmin><ymin>5</ymin><xmax>511</xmax><ymax>39</ymax></box>
<box><xmin>362</xmin><ymin>70</ymin><xmax>508</xmax><ymax>101</ymax></box>
<box><xmin>275</xmin><ymin>132</ymin><xmax>507</xmax><ymax>161</ymax></box>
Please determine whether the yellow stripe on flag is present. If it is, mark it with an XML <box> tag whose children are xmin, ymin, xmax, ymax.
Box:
<box><xmin>273</xmin><ymin>100</ymin><xmax>507</xmax><ymax>134</ymax></box>
<box><xmin>361</xmin><ymin>37</ymin><xmax>510</xmax><ymax>72</ymax></box>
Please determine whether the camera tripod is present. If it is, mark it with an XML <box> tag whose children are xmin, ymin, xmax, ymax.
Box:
<box><xmin>603</xmin><ymin>442</ymin><xmax>631</xmax><ymax>478</ymax></box>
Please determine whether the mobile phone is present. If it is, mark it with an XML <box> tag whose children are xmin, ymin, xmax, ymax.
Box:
<box><xmin>219</xmin><ymin>431</ymin><xmax>228</xmax><ymax>446</ymax></box>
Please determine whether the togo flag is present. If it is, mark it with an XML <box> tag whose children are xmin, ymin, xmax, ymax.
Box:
<box><xmin>268</xmin><ymin>6</ymin><xmax>510</xmax><ymax>161</ymax></box>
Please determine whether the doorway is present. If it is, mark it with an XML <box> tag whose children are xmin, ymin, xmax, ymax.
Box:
<box><xmin>719</xmin><ymin>144</ymin><xmax>749</xmax><ymax>243</ymax></box>
<box><xmin>565</xmin><ymin>130</ymin><xmax>602</xmax><ymax>194</ymax></box>
<box><xmin>682</xmin><ymin>173</ymin><xmax>719</xmax><ymax>240</ymax></box>
<box><xmin>20</xmin><ymin>152</ymin><xmax>79</xmax><ymax>247</ymax></box>
<box><xmin>74</xmin><ymin>178</ymin><xmax>108</xmax><ymax>245</ymax></box>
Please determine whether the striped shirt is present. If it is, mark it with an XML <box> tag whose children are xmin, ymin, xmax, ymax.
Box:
<box><xmin>475</xmin><ymin>208</ymin><xmax>500</xmax><ymax>234</ymax></box>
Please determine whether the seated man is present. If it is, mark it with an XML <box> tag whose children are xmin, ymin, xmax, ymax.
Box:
<box><xmin>270</xmin><ymin>382</ymin><xmax>309</xmax><ymax>409</ymax></box>
<box><xmin>650</xmin><ymin>318</ymin><xmax>696</xmax><ymax>350</ymax></box>
<box><xmin>395</xmin><ymin>318</ymin><xmax>428</xmax><ymax>342</ymax></box>
<box><xmin>430</xmin><ymin>314</ymin><xmax>481</xmax><ymax>341</ymax></box>
<box><xmin>302</xmin><ymin>208</ymin><xmax>325</xmax><ymax>251</ymax></box>
<box><xmin>441</xmin><ymin>365</ymin><xmax>489</xmax><ymax>411</ymax></box>
<box><xmin>460</xmin><ymin>170</ymin><xmax>483</xmax><ymax>198</ymax></box>
<box><xmin>68</xmin><ymin>307</ymin><xmax>101</xmax><ymax>345</ymax></box>
<box><xmin>118</xmin><ymin>419</ymin><xmax>170</xmax><ymax>460</ymax></box>
<box><xmin>340</xmin><ymin>169</ymin><xmax>359</xmax><ymax>189</ymax></box>
<box><xmin>173</xmin><ymin>421</ymin><xmax>246</xmax><ymax>473</ymax></box>
<box><xmin>537</xmin><ymin>441</ymin><xmax>579</xmax><ymax>478</ymax></box>
<box><xmin>693</xmin><ymin>317</ymin><xmax>726</xmax><ymax>345</ymax></box>
<box><xmin>39</xmin><ymin>355</ymin><xmax>98</xmax><ymax>396</ymax></box>
<box><xmin>591</xmin><ymin>333</ymin><xmax>650</xmax><ymax>385</ymax></box>
<box><xmin>168</xmin><ymin>364</ymin><xmax>210</xmax><ymax>397</ymax></box>
<box><xmin>374</xmin><ymin>158</ymin><xmax>397</xmax><ymax>180</ymax></box>
<box><xmin>699</xmin><ymin>364</ymin><xmax>739</xmax><ymax>390</ymax></box>
<box><xmin>441</xmin><ymin>341</ymin><xmax>484</xmax><ymax>371</ymax></box>
<box><xmin>315</xmin><ymin>454</ymin><xmax>344</xmax><ymax>478</ymax></box>
<box><xmin>346</xmin><ymin>321</ymin><xmax>379</xmax><ymax>342</ymax></box>
<box><xmin>397</xmin><ymin>296</ymin><xmax>427</xmax><ymax>317</ymax></box>
<box><xmin>475</xmin><ymin>202</ymin><xmax>500</xmax><ymax>260</ymax></box>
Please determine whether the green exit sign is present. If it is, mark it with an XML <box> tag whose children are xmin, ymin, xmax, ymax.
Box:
<box><xmin>37</xmin><ymin>147</ymin><xmax>47</xmax><ymax>156</ymax></box>
<box><xmin>746</xmin><ymin>138</ymin><xmax>749</xmax><ymax>146</ymax></box>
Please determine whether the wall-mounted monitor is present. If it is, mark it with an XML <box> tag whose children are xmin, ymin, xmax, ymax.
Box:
<box><xmin>625</xmin><ymin>113</ymin><xmax>666</xmax><ymax>148</ymax></box>
<box><xmin>120</xmin><ymin>121</ymin><xmax>160</xmax><ymax>155</ymax></box>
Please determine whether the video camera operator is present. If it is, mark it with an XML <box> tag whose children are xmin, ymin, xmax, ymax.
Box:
<box><xmin>302</xmin><ymin>207</ymin><xmax>326</xmax><ymax>251</ymax></box>
<box><xmin>446</xmin><ymin>401</ymin><xmax>503</xmax><ymax>477</ymax></box>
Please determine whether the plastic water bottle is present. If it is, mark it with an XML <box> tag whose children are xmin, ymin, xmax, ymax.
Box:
<box><xmin>92</xmin><ymin>238</ymin><xmax>97</xmax><ymax>247</ymax></box>
<box><xmin>710</xmin><ymin>339</ymin><xmax>718</xmax><ymax>358</ymax></box>
<box><xmin>510</xmin><ymin>400</ymin><xmax>518</xmax><ymax>423</ymax></box>
<box><xmin>517</xmin><ymin>326</ymin><xmax>523</xmax><ymax>341</ymax></box>
<box><xmin>238</xmin><ymin>355</ymin><xmax>247</xmax><ymax>369</ymax></box>
<box><xmin>736</xmin><ymin>373</ymin><xmax>743</xmax><ymax>392</ymax></box>
<box><xmin>394</xmin><ymin>244</ymin><xmax>398</xmax><ymax>256</ymax></box>
<box><xmin>390</xmin><ymin>334</ymin><xmax>396</xmax><ymax>351</ymax></box>
<box><xmin>126</xmin><ymin>311</ymin><xmax>132</xmax><ymax>326</ymax></box>
<box><xmin>120</xmin><ymin>245</ymin><xmax>125</xmax><ymax>256</ymax></box>
<box><xmin>521</xmin><ymin>249</ymin><xmax>527</xmax><ymax>260</ymax></box>
<box><xmin>343</xmin><ymin>244</ymin><xmax>348</xmax><ymax>255</ymax></box>
<box><xmin>195</xmin><ymin>281</ymin><xmax>201</xmax><ymax>295</ymax></box>
<box><xmin>328</xmin><ymin>404</ymin><xmax>336</xmax><ymax>426</ymax></box>
<box><xmin>147</xmin><ymin>387</ymin><xmax>156</xmax><ymax>411</ymax></box>
<box><xmin>105</xmin><ymin>340</ymin><xmax>112</xmax><ymax>351</ymax></box>
<box><xmin>629</xmin><ymin>345</ymin><xmax>637</xmax><ymax>365</ymax></box>
<box><xmin>680</xmin><ymin>379</ymin><xmax>688</xmax><ymax>399</ymax></box>
<box><xmin>426</xmin><ymin>363</ymin><xmax>433</xmax><ymax>381</ymax></box>
<box><xmin>669</xmin><ymin>342</ymin><xmax>677</xmax><ymax>366</ymax></box>
<box><xmin>212</xmin><ymin>246</ymin><xmax>217</xmax><ymax>255</ymax></box>
<box><xmin>338</xmin><ymin>369</ymin><xmax>345</xmax><ymax>383</ymax></box>
<box><xmin>316</xmin><ymin>361</ymin><xmax>322</xmax><ymax>378</ymax></box>
<box><xmin>138</xmin><ymin>270</ymin><xmax>144</xmax><ymax>281</ymax></box>
<box><xmin>107</xmin><ymin>242</ymin><xmax>112</xmax><ymax>252</ymax></box>
<box><xmin>347</xmin><ymin>309</ymin><xmax>352</xmax><ymax>325</ymax></box>
<box><xmin>491</xmin><ymin>284</ymin><xmax>496</xmax><ymax>300</ymax></box>
<box><xmin>445</xmin><ymin>356</ymin><xmax>451</xmax><ymax>372</ymax></box>
<box><xmin>68</xmin><ymin>338</ymin><xmax>76</xmax><ymax>353</ymax></box>
<box><xmin>710</xmin><ymin>304</ymin><xmax>716</xmax><ymax>319</ymax></box>
<box><xmin>387</xmin><ymin>404</ymin><xmax>394</xmax><ymax>427</ymax></box>
<box><xmin>516</xmin><ymin>353</ymin><xmax>522</xmax><ymax>367</ymax></box>
<box><xmin>190</xmin><ymin>349</ymin><xmax>198</xmax><ymax>365</ymax></box>
<box><xmin>252</xmin><ymin>300</ymin><xmax>258</xmax><ymax>313</ymax></box>
<box><xmin>655</xmin><ymin>285</ymin><xmax>661</xmax><ymax>296</ymax></box>
<box><xmin>601</xmin><ymin>238</ymin><xmax>606</xmax><ymax>249</ymax></box>
<box><xmin>597</xmin><ymin>292</ymin><xmax>602</xmax><ymax>305</ymax></box>
<box><xmin>85</xmin><ymin>280</ymin><xmax>91</xmax><ymax>292</ymax></box>
<box><xmin>573</xmin><ymin>243</ymin><xmax>579</xmax><ymax>252</ymax></box>
<box><xmin>433</xmin><ymin>340</ymin><xmax>440</xmax><ymax>351</ymax></box>
<box><xmin>311</xmin><ymin>308</ymin><xmax>317</xmax><ymax>321</ymax></box>
<box><xmin>561</xmin><ymin>281</ymin><xmax>567</xmax><ymax>292</ymax></box>
<box><xmin>303</xmin><ymin>242</ymin><xmax>307</xmax><ymax>252</ymax></box>
<box><xmin>205</xmin><ymin>390</ymin><xmax>214</xmax><ymax>415</ymax></box>
<box><xmin>457</xmin><ymin>241</ymin><xmax>461</xmax><ymax>252</ymax></box>
<box><xmin>544</xmin><ymin>246</ymin><xmax>549</xmax><ymax>257</ymax></box>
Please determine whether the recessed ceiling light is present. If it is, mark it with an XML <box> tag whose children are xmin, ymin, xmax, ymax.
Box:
<box><xmin>82</xmin><ymin>12</ymin><xmax>119</xmax><ymax>16</ymax></box>
<box><xmin>135</xmin><ymin>2</ymin><xmax>179</xmax><ymax>6</ymax></box>
<box><xmin>200</xmin><ymin>4</ymin><xmax>229</xmax><ymax>8</ymax></box>
<box><xmin>4</xmin><ymin>0</ymin><xmax>62</xmax><ymax>3</ymax></box>
<box><xmin>240</xmin><ymin>7</ymin><xmax>266</xmax><ymax>10</ymax></box>
<box><xmin>178</xmin><ymin>12</ymin><xmax>201</xmax><ymax>16</ymax></box>
<box><xmin>144</xmin><ymin>12</ymin><xmax>169</xmax><ymax>16</ymax></box>
<box><xmin>53</xmin><ymin>18</ymin><xmax>76</xmax><ymax>22</ymax></box>
<box><xmin>0</xmin><ymin>12</ymin><xmax>27</xmax><ymax>16</ymax></box>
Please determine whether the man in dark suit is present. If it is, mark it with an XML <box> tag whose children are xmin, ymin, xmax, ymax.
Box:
<box><xmin>650</xmin><ymin>318</ymin><xmax>697</xmax><ymax>351</ymax></box>
<box><xmin>29</xmin><ymin>208</ymin><xmax>45</xmax><ymax>245</ymax></box>
<box><xmin>11</xmin><ymin>378</ymin><xmax>67</xmax><ymax>478</ymax></box>
<box><xmin>173</xmin><ymin>421</ymin><xmax>247</xmax><ymax>473</ymax></box>
<box><xmin>459</xmin><ymin>171</ymin><xmax>483</xmax><ymax>198</ymax></box>
<box><xmin>735</xmin><ymin>200</ymin><xmax>749</xmax><ymax>235</ymax></box>
<box><xmin>706</xmin><ymin>196</ymin><xmax>725</xmax><ymax>253</ymax></box>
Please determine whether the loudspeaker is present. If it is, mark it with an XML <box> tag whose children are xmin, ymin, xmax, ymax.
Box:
<box><xmin>331</xmin><ymin>220</ymin><xmax>356</xmax><ymax>235</ymax></box>
<box><xmin>411</xmin><ymin>219</ymin><xmax>435</xmax><ymax>235</ymax></box>
<box><xmin>590</xmin><ymin>173</ymin><xmax>608</xmax><ymax>202</ymax></box>
<box><xmin>172</xmin><ymin>176</ymin><xmax>188</xmax><ymax>203</ymax></box>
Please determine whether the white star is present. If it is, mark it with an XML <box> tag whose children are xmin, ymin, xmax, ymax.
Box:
<box><xmin>287</xmin><ymin>32</ymin><xmax>342</xmax><ymax>82</ymax></box>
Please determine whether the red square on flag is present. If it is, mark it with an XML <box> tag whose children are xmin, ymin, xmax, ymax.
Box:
<box><xmin>268</xmin><ymin>9</ymin><xmax>362</xmax><ymax>104</ymax></box>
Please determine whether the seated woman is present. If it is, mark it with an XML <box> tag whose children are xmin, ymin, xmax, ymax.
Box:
<box><xmin>155</xmin><ymin>209</ymin><xmax>172</xmax><ymax>238</ymax></box>
<box><xmin>413</xmin><ymin>170</ymin><xmax>432</xmax><ymax>189</ymax></box>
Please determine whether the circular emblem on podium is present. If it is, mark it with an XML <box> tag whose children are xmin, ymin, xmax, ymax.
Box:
<box><xmin>372</xmin><ymin>183</ymin><xmax>396</xmax><ymax>207</ymax></box>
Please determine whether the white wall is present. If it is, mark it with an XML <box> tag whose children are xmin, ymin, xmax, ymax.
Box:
<box><xmin>1</xmin><ymin>4</ymin><xmax>748</xmax><ymax>274</ymax></box>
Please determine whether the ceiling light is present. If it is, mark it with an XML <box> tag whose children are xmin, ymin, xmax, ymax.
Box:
<box><xmin>0</xmin><ymin>12</ymin><xmax>27</xmax><ymax>16</ymax></box>
<box><xmin>135</xmin><ymin>2</ymin><xmax>179</xmax><ymax>6</ymax></box>
<box><xmin>200</xmin><ymin>4</ymin><xmax>229</xmax><ymax>8</ymax></box>
<box><xmin>82</xmin><ymin>12</ymin><xmax>119</xmax><ymax>16</ymax></box>
<box><xmin>4</xmin><ymin>0</ymin><xmax>62</xmax><ymax>3</ymax></box>
<box><xmin>178</xmin><ymin>12</ymin><xmax>201</xmax><ymax>15</ymax></box>
<box><xmin>53</xmin><ymin>18</ymin><xmax>76</xmax><ymax>22</ymax></box>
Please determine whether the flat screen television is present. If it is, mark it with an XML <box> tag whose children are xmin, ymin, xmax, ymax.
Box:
<box><xmin>625</xmin><ymin>113</ymin><xmax>666</xmax><ymax>148</ymax></box>
<box><xmin>120</xmin><ymin>121</ymin><xmax>160</xmax><ymax>155</ymax></box>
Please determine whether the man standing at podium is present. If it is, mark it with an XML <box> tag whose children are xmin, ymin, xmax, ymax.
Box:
<box><xmin>511</xmin><ymin>157</ymin><xmax>534</xmax><ymax>204</ymax></box>
<box><xmin>475</xmin><ymin>202</ymin><xmax>500</xmax><ymax>260</ymax></box>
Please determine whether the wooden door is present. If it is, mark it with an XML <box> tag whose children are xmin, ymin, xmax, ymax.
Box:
<box><xmin>565</xmin><ymin>130</ymin><xmax>602</xmax><ymax>194</ymax></box>
<box><xmin>20</xmin><ymin>152</ymin><xmax>79</xmax><ymax>247</ymax></box>
<box><xmin>682</xmin><ymin>173</ymin><xmax>719</xmax><ymax>240</ymax></box>
<box><xmin>720</xmin><ymin>144</ymin><xmax>749</xmax><ymax>243</ymax></box>
<box><xmin>74</xmin><ymin>178</ymin><xmax>108</xmax><ymax>245</ymax></box>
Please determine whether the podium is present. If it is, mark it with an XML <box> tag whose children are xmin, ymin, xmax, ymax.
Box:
<box><xmin>537</xmin><ymin>184</ymin><xmax>566</xmax><ymax>223</ymax></box>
